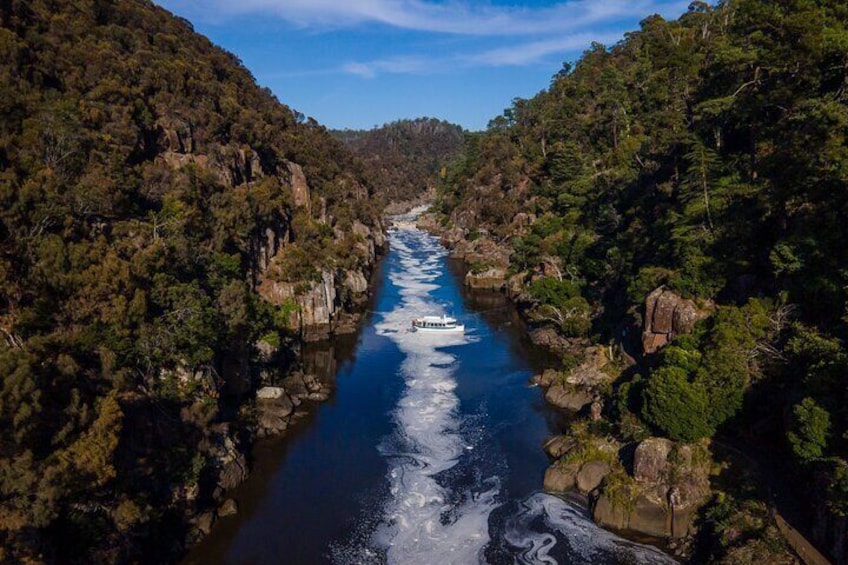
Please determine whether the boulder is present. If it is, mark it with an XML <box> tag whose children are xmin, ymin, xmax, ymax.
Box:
<box><xmin>282</xmin><ymin>372</ymin><xmax>309</xmax><ymax>399</ymax></box>
<box><xmin>577</xmin><ymin>461</ymin><xmax>611</xmax><ymax>493</ymax></box>
<box><xmin>218</xmin><ymin>453</ymin><xmax>248</xmax><ymax>491</ymax></box>
<box><xmin>642</xmin><ymin>287</ymin><xmax>710</xmax><ymax>354</ymax></box>
<box><xmin>531</xmin><ymin>369</ymin><xmax>560</xmax><ymax>389</ymax></box>
<box><xmin>256</xmin><ymin>386</ymin><xmax>286</xmax><ymax>400</ymax></box>
<box><xmin>545</xmin><ymin>383</ymin><xmax>594</xmax><ymax>411</ymax></box>
<box><xmin>542</xmin><ymin>435</ymin><xmax>576</xmax><ymax>459</ymax></box>
<box><xmin>465</xmin><ymin>267</ymin><xmax>508</xmax><ymax>290</ymax></box>
<box><xmin>218</xmin><ymin>498</ymin><xmax>238</xmax><ymax>517</ymax></box>
<box><xmin>592</xmin><ymin>493</ymin><xmax>630</xmax><ymax>531</ymax></box>
<box><xmin>633</xmin><ymin>437</ymin><xmax>674</xmax><ymax>484</ymax></box>
<box><xmin>194</xmin><ymin>511</ymin><xmax>216</xmax><ymax>536</ymax></box>
<box><xmin>629</xmin><ymin>493</ymin><xmax>671</xmax><ymax>538</ymax></box>
<box><xmin>594</xmin><ymin>437</ymin><xmax>710</xmax><ymax>539</ymax></box>
<box><xmin>256</xmin><ymin>390</ymin><xmax>295</xmax><ymax>437</ymax></box>
<box><xmin>543</xmin><ymin>461</ymin><xmax>580</xmax><ymax>493</ymax></box>
<box><xmin>528</xmin><ymin>326</ymin><xmax>580</xmax><ymax>357</ymax></box>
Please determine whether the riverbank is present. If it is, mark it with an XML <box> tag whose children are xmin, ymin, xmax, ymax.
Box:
<box><xmin>414</xmin><ymin>208</ymin><xmax>810</xmax><ymax>564</ymax></box>
<box><xmin>173</xmin><ymin>234</ymin><xmax>389</xmax><ymax>559</ymax></box>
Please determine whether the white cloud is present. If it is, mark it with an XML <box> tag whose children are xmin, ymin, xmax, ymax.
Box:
<box><xmin>159</xmin><ymin>0</ymin><xmax>689</xmax><ymax>36</ymax></box>
<box><xmin>337</xmin><ymin>30</ymin><xmax>626</xmax><ymax>78</ymax></box>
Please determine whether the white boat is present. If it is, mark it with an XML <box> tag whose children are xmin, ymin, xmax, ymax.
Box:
<box><xmin>411</xmin><ymin>315</ymin><xmax>465</xmax><ymax>333</ymax></box>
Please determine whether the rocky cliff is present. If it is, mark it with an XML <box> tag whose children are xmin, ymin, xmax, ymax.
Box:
<box><xmin>0</xmin><ymin>1</ymin><xmax>385</xmax><ymax>562</ymax></box>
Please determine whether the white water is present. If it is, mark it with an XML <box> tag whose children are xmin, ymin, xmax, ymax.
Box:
<box><xmin>337</xmin><ymin>222</ymin><xmax>677</xmax><ymax>565</ymax></box>
<box><xmin>372</xmin><ymin>228</ymin><xmax>499</xmax><ymax>565</ymax></box>
<box><xmin>502</xmin><ymin>493</ymin><xmax>675</xmax><ymax>564</ymax></box>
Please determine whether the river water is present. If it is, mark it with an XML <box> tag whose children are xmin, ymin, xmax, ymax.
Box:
<box><xmin>185</xmin><ymin>224</ymin><xmax>673</xmax><ymax>564</ymax></box>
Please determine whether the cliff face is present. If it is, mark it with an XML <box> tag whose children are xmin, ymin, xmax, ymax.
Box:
<box><xmin>0</xmin><ymin>1</ymin><xmax>383</xmax><ymax>562</ymax></box>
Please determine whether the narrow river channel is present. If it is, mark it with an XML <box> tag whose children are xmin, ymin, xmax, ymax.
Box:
<box><xmin>184</xmin><ymin>222</ymin><xmax>673</xmax><ymax>564</ymax></box>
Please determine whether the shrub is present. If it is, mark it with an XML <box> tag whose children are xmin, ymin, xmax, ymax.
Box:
<box><xmin>642</xmin><ymin>366</ymin><xmax>714</xmax><ymax>442</ymax></box>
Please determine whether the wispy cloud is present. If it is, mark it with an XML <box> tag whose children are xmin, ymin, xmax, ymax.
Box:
<box><xmin>338</xmin><ymin>30</ymin><xmax>625</xmax><ymax>78</ymax></box>
<box><xmin>161</xmin><ymin>0</ymin><xmax>689</xmax><ymax>36</ymax></box>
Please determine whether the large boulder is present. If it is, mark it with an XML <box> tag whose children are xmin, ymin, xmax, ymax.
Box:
<box><xmin>633</xmin><ymin>437</ymin><xmax>674</xmax><ymax>484</ymax></box>
<box><xmin>255</xmin><ymin>387</ymin><xmax>295</xmax><ymax>437</ymax></box>
<box><xmin>577</xmin><ymin>461</ymin><xmax>611</xmax><ymax>493</ymax></box>
<box><xmin>542</xmin><ymin>435</ymin><xmax>575</xmax><ymax>459</ymax></box>
<box><xmin>544</xmin><ymin>461</ymin><xmax>580</xmax><ymax>493</ymax></box>
<box><xmin>545</xmin><ymin>383</ymin><xmax>594</xmax><ymax>411</ymax></box>
<box><xmin>593</xmin><ymin>437</ymin><xmax>710</xmax><ymax>539</ymax></box>
<box><xmin>642</xmin><ymin>287</ymin><xmax>710</xmax><ymax>354</ymax></box>
<box><xmin>465</xmin><ymin>267</ymin><xmax>508</xmax><ymax>290</ymax></box>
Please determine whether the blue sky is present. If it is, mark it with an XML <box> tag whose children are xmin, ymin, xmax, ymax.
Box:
<box><xmin>154</xmin><ymin>0</ymin><xmax>691</xmax><ymax>131</ymax></box>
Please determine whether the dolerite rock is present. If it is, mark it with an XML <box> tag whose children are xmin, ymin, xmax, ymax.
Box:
<box><xmin>545</xmin><ymin>383</ymin><xmax>594</xmax><ymax>411</ymax></box>
<box><xmin>218</xmin><ymin>498</ymin><xmax>238</xmax><ymax>517</ymax></box>
<box><xmin>629</xmin><ymin>493</ymin><xmax>671</xmax><ymax>538</ymax></box>
<box><xmin>577</xmin><ymin>461</ymin><xmax>611</xmax><ymax>493</ymax></box>
<box><xmin>633</xmin><ymin>437</ymin><xmax>674</xmax><ymax>484</ymax></box>
<box><xmin>543</xmin><ymin>435</ymin><xmax>576</xmax><ymax>459</ymax></box>
<box><xmin>544</xmin><ymin>461</ymin><xmax>581</xmax><ymax>493</ymax></box>
<box><xmin>531</xmin><ymin>369</ymin><xmax>560</xmax><ymax>388</ymax></box>
<box><xmin>256</xmin><ymin>387</ymin><xmax>295</xmax><ymax>437</ymax></box>
<box><xmin>592</xmin><ymin>494</ymin><xmax>629</xmax><ymax>531</ymax></box>
<box><xmin>465</xmin><ymin>267</ymin><xmax>508</xmax><ymax>290</ymax></box>
<box><xmin>344</xmin><ymin>270</ymin><xmax>369</xmax><ymax>298</ymax></box>
<box><xmin>642</xmin><ymin>287</ymin><xmax>710</xmax><ymax>354</ymax></box>
<box><xmin>528</xmin><ymin>326</ymin><xmax>580</xmax><ymax>357</ymax></box>
<box><xmin>281</xmin><ymin>372</ymin><xmax>309</xmax><ymax>401</ymax></box>
<box><xmin>286</xmin><ymin>160</ymin><xmax>311</xmax><ymax>210</ymax></box>
<box><xmin>256</xmin><ymin>386</ymin><xmax>286</xmax><ymax>400</ymax></box>
<box><xmin>593</xmin><ymin>437</ymin><xmax>709</xmax><ymax>539</ymax></box>
<box><xmin>204</xmin><ymin>425</ymin><xmax>248</xmax><ymax>491</ymax></box>
<box><xmin>194</xmin><ymin>511</ymin><xmax>216</xmax><ymax>536</ymax></box>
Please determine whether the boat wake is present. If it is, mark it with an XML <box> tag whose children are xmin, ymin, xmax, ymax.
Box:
<box><xmin>366</xmin><ymin>229</ymin><xmax>497</xmax><ymax>565</ymax></box>
<box><xmin>332</xmin><ymin>227</ymin><xmax>677</xmax><ymax>565</ymax></box>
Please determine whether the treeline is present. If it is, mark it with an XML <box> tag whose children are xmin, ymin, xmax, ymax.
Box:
<box><xmin>333</xmin><ymin>117</ymin><xmax>465</xmax><ymax>205</ymax></box>
<box><xmin>0</xmin><ymin>0</ymin><xmax>379</xmax><ymax>562</ymax></box>
<box><xmin>437</xmin><ymin>0</ymin><xmax>847</xmax><ymax>559</ymax></box>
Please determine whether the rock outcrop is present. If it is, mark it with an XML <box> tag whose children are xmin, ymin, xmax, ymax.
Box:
<box><xmin>542</xmin><ymin>431</ymin><xmax>617</xmax><ymax>496</ymax></box>
<box><xmin>592</xmin><ymin>437</ymin><xmax>710</xmax><ymax>539</ymax></box>
<box><xmin>531</xmin><ymin>346</ymin><xmax>612</xmax><ymax>413</ymax></box>
<box><xmin>642</xmin><ymin>287</ymin><xmax>710</xmax><ymax>354</ymax></box>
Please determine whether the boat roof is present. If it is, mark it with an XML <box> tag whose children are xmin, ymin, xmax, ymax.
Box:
<box><xmin>416</xmin><ymin>315</ymin><xmax>457</xmax><ymax>322</ymax></box>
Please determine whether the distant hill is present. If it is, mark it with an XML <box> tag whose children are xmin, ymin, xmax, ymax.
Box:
<box><xmin>0</xmin><ymin>1</ymin><xmax>381</xmax><ymax>562</ymax></box>
<box><xmin>333</xmin><ymin>118</ymin><xmax>465</xmax><ymax>207</ymax></box>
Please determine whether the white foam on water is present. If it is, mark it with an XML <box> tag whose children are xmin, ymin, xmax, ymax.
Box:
<box><xmin>370</xmin><ymin>228</ymin><xmax>498</xmax><ymax>565</ymax></box>
<box><xmin>502</xmin><ymin>493</ymin><xmax>677</xmax><ymax>565</ymax></box>
<box><xmin>332</xmin><ymin>227</ymin><xmax>679</xmax><ymax>565</ymax></box>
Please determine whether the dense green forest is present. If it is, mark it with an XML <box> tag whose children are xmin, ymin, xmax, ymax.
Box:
<box><xmin>435</xmin><ymin>0</ymin><xmax>847</xmax><ymax>560</ymax></box>
<box><xmin>0</xmin><ymin>0</ymin><xmax>381</xmax><ymax>562</ymax></box>
<box><xmin>333</xmin><ymin>118</ymin><xmax>465</xmax><ymax>206</ymax></box>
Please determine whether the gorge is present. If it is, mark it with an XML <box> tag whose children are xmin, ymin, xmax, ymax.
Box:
<box><xmin>2</xmin><ymin>0</ymin><xmax>847</xmax><ymax>564</ymax></box>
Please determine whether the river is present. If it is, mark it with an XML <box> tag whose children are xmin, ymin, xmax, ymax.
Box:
<box><xmin>184</xmin><ymin>222</ymin><xmax>674</xmax><ymax>564</ymax></box>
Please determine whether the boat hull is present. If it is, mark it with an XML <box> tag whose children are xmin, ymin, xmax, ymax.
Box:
<box><xmin>412</xmin><ymin>325</ymin><xmax>465</xmax><ymax>333</ymax></box>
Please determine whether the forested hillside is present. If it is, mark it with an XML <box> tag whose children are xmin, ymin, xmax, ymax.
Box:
<box><xmin>0</xmin><ymin>0</ymin><xmax>382</xmax><ymax>562</ymax></box>
<box><xmin>334</xmin><ymin>118</ymin><xmax>465</xmax><ymax>206</ymax></box>
<box><xmin>434</xmin><ymin>0</ymin><xmax>848</xmax><ymax>560</ymax></box>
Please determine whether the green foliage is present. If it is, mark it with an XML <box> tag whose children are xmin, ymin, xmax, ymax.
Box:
<box><xmin>527</xmin><ymin>277</ymin><xmax>591</xmax><ymax>336</ymax></box>
<box><xmin>788</xmin><ymin>398</ymin><xmax>831</xmax><ymax>463</ymax></box>
<box><xmin>642</xmin><ymin>366</ymin><xmax>714</xmax><ymax>442</ymax></box>
<box><xmin>0</xmin><ymin>0</ymin><xmax>382</xmax><ymax>560</ymax></box>
<box><xmin>333</xmin><ymin>118</ymin><xmax>465</xmax><ymax>205</ymax></box>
